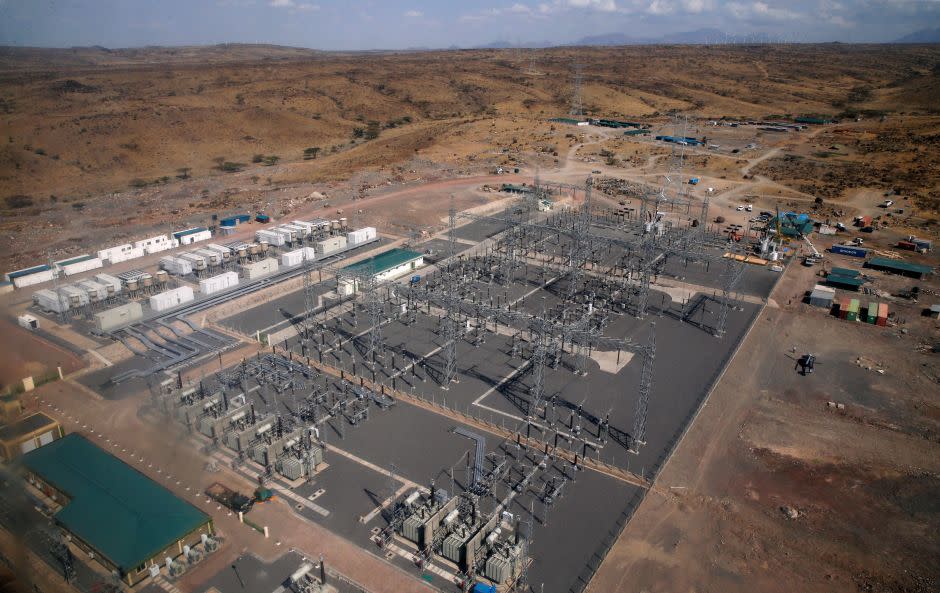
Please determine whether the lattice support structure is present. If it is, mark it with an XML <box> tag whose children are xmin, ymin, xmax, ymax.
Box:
<box><xmin>631</xmin><ymin>322</ymin><xmax>656</xmax><ymax>452</ymax></box>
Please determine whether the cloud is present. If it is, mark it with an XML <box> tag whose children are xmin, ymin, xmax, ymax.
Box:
<box><xmin>404</xmin><ymin>9</ymin><xmax>423</xmax><ymax>17</ymax></box>
<box><xmin>645</xmin><ymin>0</ymin><xmax>715</xmax><ymax>15</ymax></box>
<box><xmin>268</xmin><ymin>0</ymin><xmax>319</xmax><ymax>12</ymax></box>
<box><xmin>726</xmin><ymin>1</ymin><xmax>802</xmax><ymax>21</ymax></box>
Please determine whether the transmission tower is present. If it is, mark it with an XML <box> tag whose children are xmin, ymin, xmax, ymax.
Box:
<box><xmin>569</xmin><ymin>62</ymin><xmax>583</xmax><ymax>118</ymax></box>
<box><xmin>631</xmin><ymin>323</ymin><xmax>656</xmax><ymax>452</ymax></box>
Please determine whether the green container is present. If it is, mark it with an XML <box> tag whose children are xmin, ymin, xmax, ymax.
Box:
<box><xmin>866</xmin><ymin>302</ymin><xmax>878</xmax><ymax>324</ymax></box>
<box><xmin>846</xmin><ymin>299</ymin><xmax>860</xmax><ymax>322</ymax></box>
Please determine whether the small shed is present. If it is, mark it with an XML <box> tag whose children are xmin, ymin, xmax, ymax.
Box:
<box><xmin>929</xmin><ymin>304</ymin><xmax>940</xmax><ymax>319</ymax></box>
<box><xmin>808</xmin><ymin>285</ymin><xmax>836</xmax><ymax>308</ymax></box>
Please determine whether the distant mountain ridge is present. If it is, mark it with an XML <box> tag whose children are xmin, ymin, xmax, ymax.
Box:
<box><xmin>894</xmin><ymin>28</ymin><xmax>940</xmax><ymax>43</ymax></box>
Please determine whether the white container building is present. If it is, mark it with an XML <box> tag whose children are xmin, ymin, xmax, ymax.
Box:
<box><xmin>179</xmin><ymin>252</ymin><xmax>207</xmax><ymax>271</ymax></box>
<box><xmin>77</xmin><ymin>280</ymin><xmax>108</xmax><ymax>302</ymax></box>
<box><xmin>239</xmin><ymin>258</ymin><xmax>279</xmax><ymax>280</ymax></box>
<box><xmin>33</xmin><ymin>289</ymin><xmax>68</xmax><ymax>313</ymax></box>
<box><xmin>160</xmin><ymin>256</ymin><xmax>193</xmax><ymax>276</ymax></box>
<box><xmin>134</xmin><ymin>235</ymin><xmax>174</xmax><ymax>255</ymax></box>
<box><xmin>6</xmin><ymin>264</ymin><xmax>56</xmax><ymax>288</ymax></box>
<box><xmin>55</xmin><ymin>255</ymin><xmax>103</xmax><ymax>277</ymax></box>
<box><xmin>150</xmin><ymin>286</ymin><xmax>195</xmax><ymax>312</ymax></box>
<box><xmin>93</xmin><ymin>273</ymin><xmax>122</xmax><ymax>297</ymax></box>
<box><xmin>316</xmin><ymin>236</ymin><xmax>347</xmax><ymax>256</ymax></box>
<box><xmin>173</xmin><ymin>227</ymin><xmax>212</xmax><ymax>246</ymax></box>
<box><xmin>347</xmin><ymin>227</ymin><xmax>377</xmax><ymax>247</ymax></box>
<box><xmin>97</xmin><ymin>243</ymin><xmax>145</xmax><ymax>265</ymax></box>
<box><xmin>283</xmin><ymin>223</ymin><xmax>308</xmax><ymax>239</ymax></box>
<box><xmin>255</xmin><ymin>229</ymin><xmax>286</xmax><ymax>247</ymax></box>
<box><xmin>199</xmin><ymin>271</ymin><xmax>239</xmax><ymax>296</ymax></box>
<box><xmin>94</xmin><ymin>302</ymin><xmax>144</xmax><ymax>332</ymax></box>
<box><xmin>280</xmin><ymin>249</ymin><xmax>306</xmax><ymax>267</ymax></box>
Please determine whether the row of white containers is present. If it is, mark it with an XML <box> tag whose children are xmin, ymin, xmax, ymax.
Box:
<box><xmin>32</xmin><ymin>273</ymin><xmax>123</xmax><ymax>313</ymax></box>
<box><xmin>9</xmin><ymin>233</ymin><xmax>188</xmax><ymax>289</ymax></box>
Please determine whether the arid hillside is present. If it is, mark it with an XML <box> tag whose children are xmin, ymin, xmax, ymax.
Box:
<box><xmin>2</xmin><ymin>44</ymin><xmax>938</xmax><ymax>198</ymax></box>
<box><xmin>1</xmin><ymin>43</ymin><xmax>939</xmax><ymax>273</ymax></box>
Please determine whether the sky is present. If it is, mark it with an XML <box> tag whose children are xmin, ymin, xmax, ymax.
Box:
<box><xmin>0</xmin><ymin>0</ymin><xmax>938</xmax><ymax>50</ymax></box>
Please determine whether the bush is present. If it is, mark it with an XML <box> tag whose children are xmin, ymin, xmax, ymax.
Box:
<box><xmin>5</xmin><ymin>195</ymin><xmax>33</xmax><ymax>209</ymax></box>
<box><xmin>252</xmin><ymin>154</ymin><xmax>264</xmax><ymax>163</ymax></box>
<box><xmin>221</xmin><ymin>162</ymin><xmax>244</xmax><ymax>173</ymax></box>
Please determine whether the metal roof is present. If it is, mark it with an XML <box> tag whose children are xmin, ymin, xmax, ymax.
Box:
<box><xmin>173</xmin><ymin>227</ymin><xmax>209</xmax><ymax>238</ymax></box>
<box><xmin>826</xmin><ymin>274</ymin><xmax>865</xmax><ymax>288</ymax></box>
<box><xmin>21</xmin><ymin>434</ymin><xmax>210</xmax><ymax>572</ymax></box>
<box><xmin>829</xmin><ymin>267</ymin><xmax>859</xmax><ymax>278</ymax></box>
<box><xmin>7</xmin><ymin>264</ymin><xmax>53</xmax><ymax>280</ymax></box>
<box><xmin>342</xmin><ymin>248</ymin><xmax>422</xmax><ymax>277</ymax></box>
<box><xmin>55</xmin><ymin>254</ymin><xmax>95</xmax><ymax>267</ymax></box>
<box><xmin>0</xmin><ymin>412</ymin><xmax>57</xmax><ymax>443</ymax></box>
<box><xmin>866</xmin><ymin>257</ymin><xmax>932</xmax><ymax>276</ymax></box>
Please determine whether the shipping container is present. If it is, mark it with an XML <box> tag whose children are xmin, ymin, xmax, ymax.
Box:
<box><xmin>897</xmin><ymin>240</ymin><xmax>917</xmax><ymax>251</ymax></box>
<box><xmin>97</xmin><ymin>243</ymin><xmax>145</xmax><ymax>265</ymax></box>
<box><xmin>94</xmin><ymin>302</ymin><xmax>143</xmax><ymax>331</ymax></box>
<box><xmin>6</xmin><ymin>264</ymin><xmax>56</xmax><ymax>288</ymax></box>
<box><xmin>159</xmin><ymin>256</ymin><xmax>194</xmax><ymax>276</ymax></box>
<box><xmin>33</xmin><ymin>289</ymin><xmax>68</xmax><ymax>313</ymax></box>
<box><xmin>829</xmin><ymin>244</ymin><xmax>868</xmax><ymax>258</ymax></box>
<box><xmin>150</xmin><ymin>286</ymin><xmax>195</xmax><ymax>312</ymax></box>
<box><xmin>255</xmin><ymin>214</ymin><xmax>270</xmax><ymax>223</ymax></box>
<box><xmin>866</xmin><ymin>302</ymin><xmax>878</xmax><ymax>324</ymax></box>
<box><xmin>199</xmin><ymin>271</ymin><xmax>239</xmax><ymax>295</ymax></box>
<box><xmin>280</xmin><ymin>249</ymin><xmax>306</xmax><ymax>267</ymax></box>
<box><xmin>239</xmin><ymin>258</ymin><xmax>279</xmax><ymax>280</ymax></box>
<box><xmin>877</xmin><ymin>303</ymin><xmax>888</xmax><ymax>326</ymax></box>
<box><xmin>55</xmin><ymin>255</ymin><xmax>103</xmax><ymax>277</ymax></box>
<box><xmin>846</xmin><ymin>299</ymin><xmax>860</xmax><ymax>322</ymax></box>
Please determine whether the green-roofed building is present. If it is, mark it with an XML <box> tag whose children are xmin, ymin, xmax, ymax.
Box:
<box><xmin>865</xmin><ymin>257</ymin><xmax>933</xmax><ymax>279</ymax></box>
<box><xmin>338</xmin><ymin>248</ymin><xmax>425</xmax><ymax>296</ymax></box>
<box><xmin>20</xmin><ymin>433</ymin><xmax>213</xmax><ymax>585</ymax></box>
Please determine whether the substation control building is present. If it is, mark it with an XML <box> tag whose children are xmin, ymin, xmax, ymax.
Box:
<box><xmin>0</xmin><ymin>412</ymin><xmax>63</xmax><ymax>461</ymax></box>
<box><xmin>20</xmin><ymin>434</ymin><xmax>213</xmax><ymax>586</ymax></box>
<box><xmin>337</xmin><ymin>248</ymin><xmax>424</xmax><ymax>295</ymax></box>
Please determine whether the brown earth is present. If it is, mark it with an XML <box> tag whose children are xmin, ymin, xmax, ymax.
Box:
<box><xmin>588</xmin><ymin>253</ymin><xmax>940</xmax><ymax>593</ymax></box>
<box><xmin>0</xmin><ymin>318</ymin><xmax>85</xmax><ymax>391</ymax></box>
<box><xmin>2</xmin><ymin>44</ymin><xmax>940</xmax><ymax>272</ymax></box>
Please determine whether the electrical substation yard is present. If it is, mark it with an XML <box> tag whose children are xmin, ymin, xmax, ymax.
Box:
<box><xmin>22</xmin><ymin>175</ymin><xmax>779</xmax><ymax>593</ymax></box>
<box><xmin>127</xmin><ymin>180</ymin><xmax>776</xmax><ymax>593</ymax></box>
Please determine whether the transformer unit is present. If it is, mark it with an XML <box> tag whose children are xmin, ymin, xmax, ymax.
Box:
<box><xmin>76</xmin><ymin>279</ymin><xmax>108</xmax><ymax>302</ymax></box>
<box><xmin>178</xmin><ymin>252</ymin><xmax>207</xmax><ymax>272</ymax></box>
<box><xmin>160</xmin><ymin>256</ymin><xmax>193</xmax><ymax>276</ymax></box>
<box><xmin>94</xmin><ymin>273</ymin><xmax>122</xmax><ymax>297</ymax></box>
<box><xmin>33</xmin><ymin>289</ymin><xmax>68</xmax><ymax>313</ymax></box>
